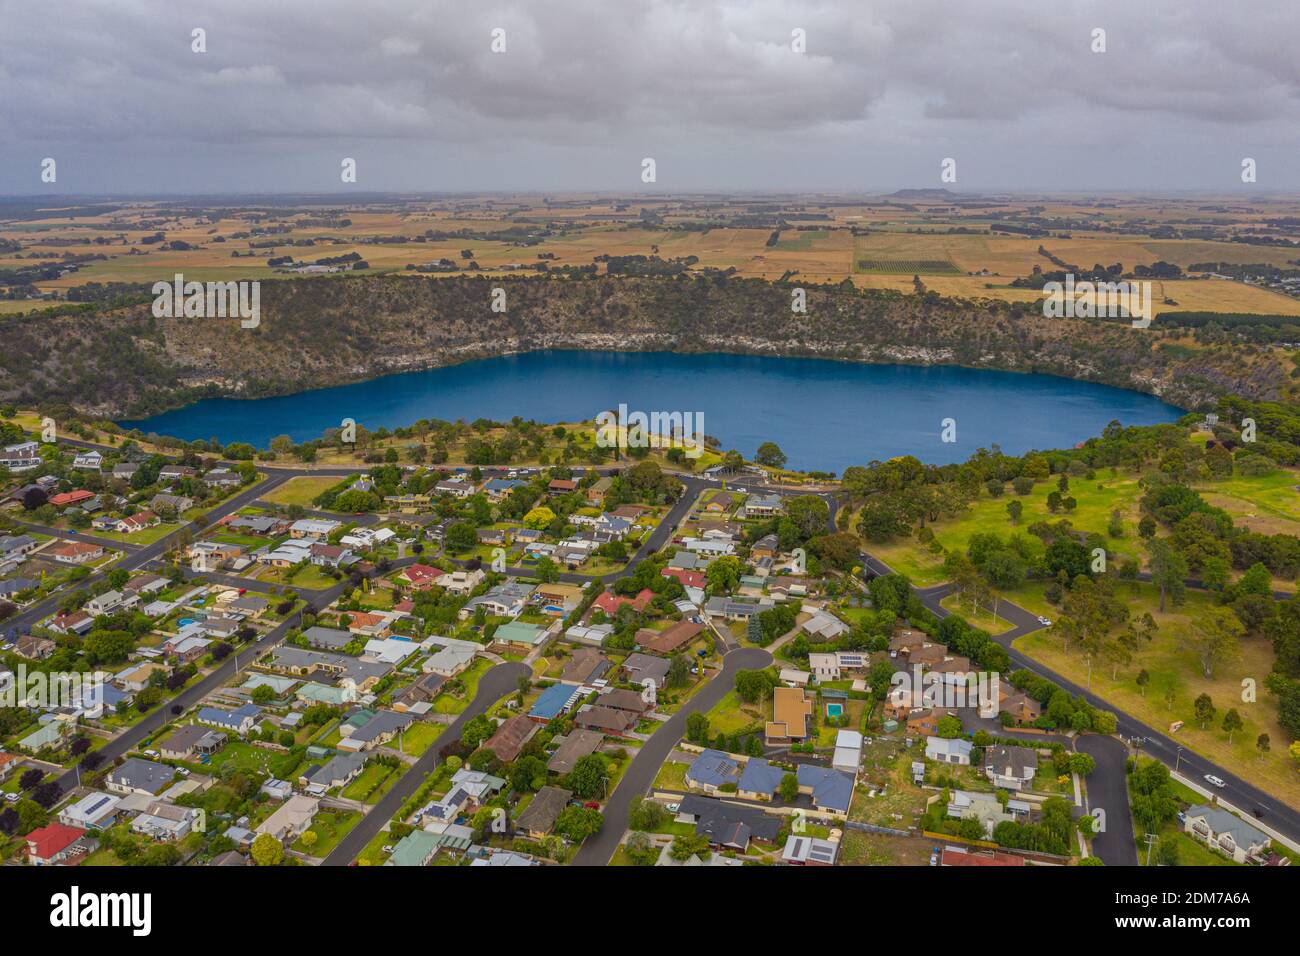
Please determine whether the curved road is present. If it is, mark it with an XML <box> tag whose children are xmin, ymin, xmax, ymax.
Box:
<box><xmin>322</xmin><ymin>661</ymin><xmax>530</xmax><ymax>865</ymax></box>
<box><xmin>572</xmin><ymin>646</ymin><xmax>774</xmax><ymax>865</ymax></box>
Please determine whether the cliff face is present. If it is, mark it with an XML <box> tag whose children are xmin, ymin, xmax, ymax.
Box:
<box><xmin>0</xmin><ymin>274</ymin><xmax>1288</xmax><ymax>417</ymax></box>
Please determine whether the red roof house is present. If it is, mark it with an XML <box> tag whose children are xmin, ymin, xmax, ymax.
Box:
<box><xmin>592</xmin><ymin>588</ymin><xmax>654</xmax><ymax>617</ymax></box>
<box><xmin>27</xmin><ymin>823</ymin><xmax>86</xmax><ymax>865</ymax></box>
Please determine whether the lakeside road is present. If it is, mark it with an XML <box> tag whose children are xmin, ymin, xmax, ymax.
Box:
<box><xmin>571</xmin><ymin>646</ymin><xmax>774</xmax><ymax>866</ymax></box>
<box><xmin>321</xmin><ymin>661</ymin><xmax>530</xmax><ymax>866</ymax></box>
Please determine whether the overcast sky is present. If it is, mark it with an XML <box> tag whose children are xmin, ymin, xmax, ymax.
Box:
<box><xmin>0</xmin><ymin>0</ymin><xmax>1296</xmax><ymax>195</ymax></box>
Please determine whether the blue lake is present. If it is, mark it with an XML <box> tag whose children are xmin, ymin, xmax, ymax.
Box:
<box><xmin>120</xmin><ymin>351</ymin><xmax>1184</xmax><ymax>471</ymax></box>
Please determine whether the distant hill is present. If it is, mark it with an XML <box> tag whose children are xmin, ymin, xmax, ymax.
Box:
<box><xmin>0</xmin><ymin>274</ymin><xmax>1286</xmax><ymax>418</ymax></box>
<box><xmin>889</xmin><ymin>188</ymin><xmax>960</xmax><ymax>200</ymax></box>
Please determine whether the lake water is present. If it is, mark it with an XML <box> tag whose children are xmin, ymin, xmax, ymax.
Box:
<box><xmin>120</xmin><ymin>350</ymin><xmax>1183</xmax><ymax>471</ymax></box>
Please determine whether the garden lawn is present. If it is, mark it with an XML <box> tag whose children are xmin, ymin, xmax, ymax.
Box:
<box><xmin>292</xmin><ymin>809</ymin><xmax>361</xmax><ymax>857</ymax></box>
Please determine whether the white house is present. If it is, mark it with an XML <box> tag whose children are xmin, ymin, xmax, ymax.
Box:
<box><xmin>925</xmin><ymin>736</ymin><xmax>972</xmax><ymax>765</ymax></box>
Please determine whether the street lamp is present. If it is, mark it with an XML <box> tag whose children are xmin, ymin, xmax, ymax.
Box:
<box><xmin>1174</xmin><ymin>746</ymin><xmax>1183</xmax><ymax>774</ymax></box>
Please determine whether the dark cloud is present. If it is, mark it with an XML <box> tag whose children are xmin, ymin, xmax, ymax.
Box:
<box><xmin>0</xmin><ymin>0</ymin><xmax>1295</xmax><ymax>192</ymax></box>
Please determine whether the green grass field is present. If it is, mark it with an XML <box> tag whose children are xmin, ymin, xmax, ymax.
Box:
<box><xmin>870</xmin><ymin>474</ymin><xmax>1144</xmax><ymax>585</ymax></box>
<box><xmin>261</xmin><ymin>476</ymin><xmax>345</xmax><ymax>507</ymax></box>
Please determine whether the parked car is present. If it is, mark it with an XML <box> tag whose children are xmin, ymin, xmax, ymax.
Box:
<box><xmin>3</xmin><ymin>793</ymin><xmax>19</xmax><ymax>804</ymax></box>
<box><xmin>143</xmin><ymin>749</ymin><xmax>159</xmax><ymax>758</ymax></box>
<box><xmin>1204</xmin><ymin>774</ymin><xmax>1226</xmax><ymax>789</ymax></box>
<box><xmin>1037</xmin><ymin>616</ymin><xmax>1052</xmax><ymax>626</ymax></box>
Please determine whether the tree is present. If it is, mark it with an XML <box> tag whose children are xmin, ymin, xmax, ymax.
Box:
<box><xmin>628</xmin><ymin>797</ymin><xmax>667</xmax><ymax>831</ymax></box>
<box><xmin>666</xmin><ymin>654</ymin><xmax>691</xmax><ymax>689</ymax></box>
<box><xmin>1006</xmin><ymin>499</ymin><xmax>1022</xmax><ymax>525</ymax></box>
<box><xmin>1193</xmin><ymin>693</ymin><xmax>1216</xmax><ymax>729</ymax></box>
<box><xmin>250</xmin><ymin>833</ymin><xmax>283</xmax><ymax>866</ymax></box>
<box><xmin>1146</xmin><ymin>539</ymin><xmax>1188</xmax><ymax>612</ymax></box>
<box><xmin>1221</xmin><ymin>708</ymin><xmax>1243</xmax><ymax>744</ymax></box>
<box><xmin>555</xmin><ymin>805</ymin><xmax>603</xmax><ymax>841</ymax></box>
<box><xmin>685</xmin><ymin>712</ymin><xmax>710</xmax><ymax>744</ymax></box>
<box><xmin>734</xmin><ymin>668</ymin><xmax>779</xmax><ymax>704</ymax></box>
<box><xmin>565</xmin><ymin>754</ymin><xmax>610</xmax><ymax>799</ymax></box>
<box><xmin>299</xmin><ymin>830</ymin><xmax>318</xmax><ymax>849</ymax></box>
<box><xmin>755</xmin><ymin>442</ymin><xmax>787</xmax><ymax>469</ymax></box>
<box><xmin>1186</xmin><ymin>607</ymin><xmax>1242</xmax><ymax>679</ymax></box>
<box><xmin>936</xmin><ymin>714</ymin><xmax>963</xmax><ymax>738</ymax></box>
<box><xmin>705</xmin><ymin>555</ymin><xmax>743</xmax><ymax>594</ymax></box>
<box><xmin>523</xmin><ymin>506</ymin><xmax>556</xmax><ymax>530</ymax></box>
<box><xmin>778</xmin><ymin>772</ymin><xmax>799</xmax><ymax>802</ymax></box>
<box><xmin>1257</xmin><ymin>733</ymin><xmax>1270</xmax><ymax>760</ymax></box>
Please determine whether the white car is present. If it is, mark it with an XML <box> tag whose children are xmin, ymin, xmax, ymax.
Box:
<box><xmin>177</xmin><ymin>768</ymin><xmax>191</xmax><ymax>777</ymax></box>
<box><xmin>143</xmin><ymin>749</ymin><xmax>159</xmax><ymax>758</ymax></box>
<box><xmin>3</xmin><ymin>793</ymin><xmax>18</xmax><ymax>804</ymax></box>
<box><xmin>1037</xmin><ymin>616</ymin><xmax>1052</xmax><ymax>627</ymax></box>
<box><xmin>665</xmin><ymin>802</ymin><xmax>680</xmax><ymax>813</ymax></box>
<box><xmin>1204</xmin><ymin>774</ymin><xmax>1226</xmax><ymax>789</ymax></box>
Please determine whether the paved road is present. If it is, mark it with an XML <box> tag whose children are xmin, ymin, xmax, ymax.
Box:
<box><xmin>16</xmin><ymin>522</ymin><xmax>142</xmax><ymax>553</ymax></box>
<box><xmin>571</xmin><ymin>646</ymin><xmax>773</xmax><ymax>866</ymax></box>
<box><xmin>321</xmin><ymin>661</ymin><xmax>530</xmax><ymax>866</ymax></box>
<box><xmin>877</xmin><ymin>552</ymin><xmax>1300</xmax><ymax>861</ymax></box>
<box><xmin>1074</xmin><ymin>734</ymin><xmax>1139</xmax><ymax>865</ymax></box>
<box><xmin>7</xmin><ymin>472</ymin><xmax>289</xmax><ymax>635</ymax></box>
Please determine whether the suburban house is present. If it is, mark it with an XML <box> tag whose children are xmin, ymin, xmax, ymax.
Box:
<box><xmin>1182</xmin><ymin>805</ymin><xmax>1273</xmax><ymax>863</ymax></box>
<box><xmin>484</xmin><ymin>715</ymin><xmax>540</xmax><ymax>763</ymax></box>
<box><xmin>304</xmin><ymin>625</ymin><xmax>354</xmax><ymax>651</ymax></box>
<box><xmin>782</xmin><ymin>835</ymin><xmax>839</xmax><ymax>866</ymax></box>
<box><xmin>132</xmin><ymin>802</ymin><xmax>201</xmax><ymax>841</ymax></box>
<box><xmin>59</xmin><ymin>792</ymin><xmax>121</xmax><ymax>831</ymax></box>
<box><xmin>528</xmin><ymin>682</ymin><xmax>583</xmax><ymax>723</ymax></box>
<box><xmin>392</xmin><ymin>672</ymin><xmax>446</xmax><ymax>713</ymax></box>
<box><xmin>493</xmin><ymin>621</ymin><xmax>548</xmax><ymax>651</ymax></box>
<box><xmin>15</xmin><ymin>634</ymin><xmax>59</xmax><ymax>658</ymax></box>
<box><xmin>685</xmin><ymin>749</ymin><xmax>743</xmax><ymax>794</ymax></box>
<box><xmin>675</xmin><ymin>794</ymin><xmax>782</xmax><ymax>852</ymax></box>
<box><xmin>926</xmin><ymin>736</ymin><xmax>973</xmax><ymax>765</ymax></box>
<box><xmin>765</xmin><ymin>687</ymin><xmax>813</xmax><ymax>745</ymax></box>
<box><xmin>983</xmin><ymin>745</ymin><xmax>1039</xmax><ymax>789</ymax></box>
<box><xmin>161</xmin><ymin>724</ymin><xmax>227</xmax><ymax>761</ymax></box>
<box><xmin>622</xmin><ymin>653</ymin><xmax>671</xmax><ymax>688</ymax></box>
<box><xmin>744</xmin><ymin>494</ymin><xmax>783</xmax><ymax>518</ymax></box>
<box><xmin>150</xmin><ymin>493</ymin><xmax>194</xmax><ymax>513</ymax></box>
<box><xmin>256</xmin><ymin>794</ymin><xmax>320</xmax><ymax>843</ymax></box>
<box><xmin>51</xmin><ymin>541</ymin><xmax>104</xmax><ymax>565</ymax></box>
<box><xmin>301</xmin><ymin>751</ymin><xmax>368</xmax><ymax>792</ymax></box>
<box><xmin>422</xmin><ymin>636</ymin><xmax>480</xmax><ymax>678</ymax></box>
<box><xmin>515</xmin><ymin>785</ymin><xmax>573</xmax><ymax>838</ymax></box>
<box><xmin>558</xmin><ymin>646</ymin><xmax>610</xmax><ymax>685</ymax></box>
<box><xmin>107</xmin><ymin>757</ymin><xmax>176</xmax><ymax>796</ymax></box>
<box><xmin>998</xmin><ymin>691</ymin><xmax>1043</xmax><ymax>724</ymax></box>
<box><xmin>26</xmin><ymin>823</ymin><xmax>88</xmax><ymax>865</ymax></box>
<box><xmin>634</xmin><ymin>619</ymin><xmax>704</xmax><ymax>655</ymax></box>
<box><xmin>573</xmin><ymin>704</ymin><xmax>638</xmax><ymax>737</ymax></box>
<box><xmin>546</xmin><ymin>729</ymin><xmax>605</xmax><ymax>775</ymax></box>
<box><xmin>460</xmin><ymin>581</ymin><xmax>535</xmax><ymax>619</ymax></box>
